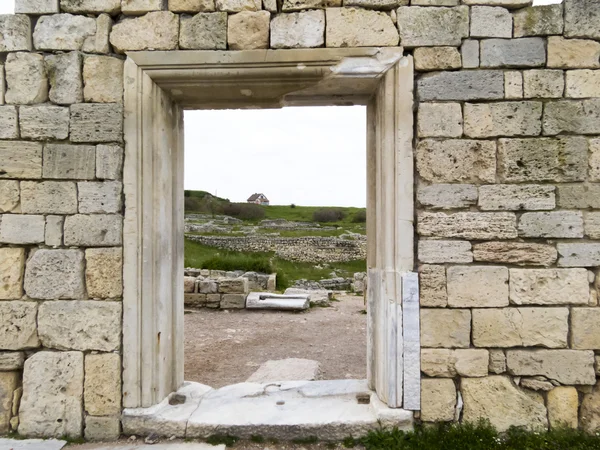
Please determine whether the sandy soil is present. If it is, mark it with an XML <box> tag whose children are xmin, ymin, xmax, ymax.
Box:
<box><xmin>184</xmin><ymin>294</ymin><xmax>367</xmax><ymax>388</ymax></box>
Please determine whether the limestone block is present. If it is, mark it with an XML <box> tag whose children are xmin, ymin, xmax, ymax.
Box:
<box><xmin>228</xmin><ymin>11</ymin><xmax>270</xmax><ymax>50</ymax></box>
<box><xmin>263</xmin><ymin>0</ymin><xmax>277</xmax><ymax>11</ymax></box>
<box><xmin>544</xmin><ymin>99</ymin><xmax>600</xmax><ymax>135</ymax></box>
<box><xmin>185</xmin><ymin>293</ymin><xmax>207</xmax><ymax>306</ymax></box>
<box><xmin>412</xmin><ymin>0</ymin><xmax>458</xmax><ymax>4</ymax></box>
<box><xmin>472</xmin><ymin>307</ymin><xmax>569</xmax><ymax>348</ymax></box>
<box><xmin>0</xmin><ymin>248</ymin><xmax>25</xmax><ymax>301</ymax></box>
<box><xmin>110</xmin><ymin>11</ymin><xmax>179</xmax><ymax>53</ymax></box>
<box><xmin>4</xmin><ymin>53</ymin><xmax>48</xmax><ymax>105</ymax></box>
<box><xmin>345</xmin><ymin>0</ymin><xmax>407</xmax><ymax>8</ymax></box>
<box><xmin>169</xmin><ymin>0</ymin><xmax>216</xmax><ymax>12</ymax></box>
<box><xmin>417</xmin><ymin>70</ymin><xmax>504</xmax><ymax>101</ymax></box>
<box><xmin>480</xmin><ymin>38</ymin><xmax>546</xmax><ymax>68</ymax></box>
<box><xmin>418</xmin><ymin>241</ymin><xmax>472</xmax><ymax>264</ymax></box>
<box><xmin>122</xmin><ymin>0</ymin><xmax>166</xmax><ymax>14</ymax></box>
<box><xmin>564</xmin><ymin>0</ymin><xmax>600</xmax><ymax>40</ymax></box>
<box><xmin>478</xmin><ymin>185</ymin><xmax>555</xmax><ymax>211</ymax></box>
<box><xmin>0</xmin><ymin>371</ymin><xmax>19</xmax><ymax>434</ymax></box>
<box><xmin>420</xmin><ymin>349</ymin><xmax>454</xmax><ymax>377</ymax></box>
<box><xmin>70</xmin><ymin>104</ymin><xmax>123</xmax><ymax>143</ymax></box>
<box><xmin>83</xmin><ymin>56</ymin><xmax>124</xmax><ymax>103</ymax></box>
<box><xmin>418</xmin><ymin>212</ymin><xmax>517</xmax><ymax>240</ymax></box>
<box><xmin>570</xmin><ymin>308</ymin><xmax>600</xmax><ymax>350</ymax></box>
<box><xmin>566</xmin><ymin>70</ymin><xmax>600</xmax><ymax>99</ymax></box>
<box><xmin>82</xmin><ymin>14</ymin><xmax>112</xmax><ymax>54</ymax></box>
<box><xmin>0</xmin><ymin>107</ymin><xmax>18</xmax><ymax>139</ymax></box>
<box><xmin>518</xmin><ymin>211</ymin><xmax>583</xmax><ymax>238</ymax></box>
<box><xmin>413</xmin><ymin>47</ymin><xmax>461</xmax><ymax>71</ymax></box>
<box><xmin>19</xmin><ymin>106</ymin><xmax>69</xmax><ymax>141</ymax></box>
<box><xmin>462</xmin><ymin>0</ymin><xmax>530</xmax><ymax>6</ymax></box>
<box><xmin>326</xmin><ymin>8</ymin><xmax>398</xmax><ymax>47</ymax></box>
<box><xmin>217</xmin><ymin>0</ymin><xmax>260</xmax><ymax>11</ymax></box>
<box><xmin>462</xmin><ymin>376</ymin><xmax>547</xmax><ymax>432</ymax></box>
<box><xmin>510</xmin><ymin>268</ymin><xmax>589</xmax><ymax>305</ymax></box>
<box><xmin>43</xmin><ymin>144</ymin><xmax>95</xmax><ymax>180</ymax></box>
<box><xmin>45</xmin><ymin>52</ymin><xmax>83</xmax><ymax>105</ymax></box>
<box><xmin>61</xmin><ymin>0</ymin><xmax>121</xmax><ymax>14</ymax></box>
<box><xmin>24</xmin><ymin>249</ymin><xmax>84</xmax><ymax>300</ymax></box>
<box><xmin>447</xmin><ymin>266</ymin><xmax>508</xmax><ymax>308</ymax></box>
<box><xmin>473</xmin><ymin>242</ymin><xmax>557</xmax><ymax>267</ymax></box>
<box><xmin>0</xmin><ymin>214</ymin><xmax>45</xmax><ymax>245</ymax></box>
<box><xmin>180</xmin><ymin>12</ymin><xmax>227</xmax><ymax>50</ymax></box>
<box><xmin>498</xmin><ymin>137</ymin><xmax>587</xmax><ymax>182</ymax></box>
<box><xmin>590</xmin><ymin>140</ymin><xmax>600</xmax><ymax>182</ymax></box>
<box><xmin>558</xmin><ymin>184</ymin><xmax>600</xmax><ymax>209</ymax></box>
<box><xmin>64</xmin><ymin>214</ymin><xmax>123</xmax><ymax>247</ymax></box>
<box><xmin>184</xmin><ymin>276</ymin><xmax>196</xmax><ymax>293</ymax></box>
<box><xmin>504</xmin><ymin>71</ymin><xmax>523</xmax><ymax>99</ymax></box>
<box><xmin>33</xmin><ymin>14</ymin><xmax>97</xmax><ymax>50</ymax></box>
<box><xmin>547</xmin><ymin>37</ymin><xmax>600</xmax><ymax>69</ymax></box>
<box><xmin>84</xmin><ymin>416</ymin><xmax>121</xmax><ymax>441</ymax></box>
<box><xmin>0</xmin><ymin>352</ymin><xmax>24</xmax><ymax>371</ymax></box>
<box><xmin>461</xmin><ymin>40</ymin><xmax>479</xmax><ymax>69</ymax></box>
<box><xmin>544</xmin><ymin>387</ymin><xmax>577</xmax><ymax>429</ymax></box>
<box><xmin>19</xmin><ymin>351</ymin><xmax>83</xmax><ymax>438</ymax></box>
<box><xmin>16</xmin><ymin>0</ymin><xmax>60</xmax><ymax>14</ymax></box>
<box><xmin>198</xmin><ymin>280</ymin><xmax>218</xmax><ymax>294</ymax></box>
<box><xmin>522</xmin><ymin>70</ymin><xmax>564</xmax><ymax>98</ymax></box>
<box><xmin>417</xmin><ymin>103</ymin><xmax>462</xmax><ymax>138</ymax></box>
<box><xmin>470</xmin><ymin>6</ymin><xmax>511</xmax><ymax>38</ymax></box>
<box><xmin>558</xmin><ymin>243</ymin><xmax>600</xmax><ymax>268</ymax></box>
<box><xmin>39</xmin><ymin>301</ymin><xmax>121</xmax><ymax>351</ymax></box>
<box><xmin>507</xmin><ymin>349</ymin><xmax>596</xmax><ymax>385</ymax></box>
<box><xmin>85</xmin><ymin>247</ymin><xmax>123</xmax><ymax>299</ymax></box>
<box><xmin>513</xmin><ymin>4</ymin><xmax>563</xmax><ymax>37</ymax></box>
<box><xmin>0</xmin><ymin>15</ymin><xmax>31</xmax><ymax>52</ymax></box>
<box><xmin>221</xmin><ymin>294</ymin><xmax>246</xmax><ymax>309</ymax></box>
<box><xmin>581</xmin><ymin>382</ymin><xmax>600</xmax><ymax>433</ymax></box>
<box><xmin>45</xmin><ymin>215</ymin><xmax>64</xmax><ymax>247</ymax></box>
<box><xmin>84</xmin><ymin>353</ymin><xmax>121</xmax><ymax>415</ymax></box>
<box><xmin>454</xmin><ymin>349</ymin><xmax>489</xmax><ymax>377</ymax></box>
<box><xmin>78</xmin><ymin>181</ymin><xmax>122</xmax><ymax>214</ymax></box>
<box><xmin>0</xmin><ymin>302</ymin><xmax>38</xmax><ymax>350</ymax></box>
<box><xmin>20</xmin><ymin>181</ymin><xmax>77</xmax><ymax>214</ymax></box>
<box><xmin>420</xmin><ymin>309</ymin><xmax>471</xmax><ymax>348</ymax></box>
<box><xmin>416</xmin><ymin>140</ymin><xmax>496</xmax><ymax>183</ymax></box>
<box><xmin>419</xmin><ymin>265</ymin><xmax>446</xmax><ymax>307</ymax></box>
<box><xmin>417</xmin><ymin>184</ymin><xmax>476</xmax><ymax>209</ymax></box>
<box><xmin>218</xmin><ymin>278</ymin><xmax>249</xmax><ymax>294</ymax></box>
<box><xmin>420</xmin><ymin>379</ymin><xmax>455</xmax><ymax>422</ymax></box>
<box><xmin>0</xmin><ymin>181</ymin><xmax>19</xmax><ymax>214</ymax></box>
<box><xmin>396</xmin><ymin>6</ymin><xmax>468</xmax><ymax>47</ymax></box>
<box><xmin>463</xmin><ymin>101</ymin><xmax>542</xmax><ymax>138</ymax></box>
<box><xmin>489</xmin><ymin>349</ymin><xmax>506</xmax><ymax>374</ymax></box>
<box><xmin>271</xmin><ymin>11</ymin><xmax>325</xmax><ymax>49</ymax></box>
<box><xmin>584</xmin><ymin>212</ymin><xmax>600</xmax><ymax>239</ymax></box>
<box><xmin>96</xmin><ymin>145</ymin><xmax>123</xmax><ymax>180</ymax></box>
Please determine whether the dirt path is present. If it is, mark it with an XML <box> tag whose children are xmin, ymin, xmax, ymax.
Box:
<box><xmin>184</xmin><ymin>294</ymin><xmax>367</xmax><ymax>388</ymax></box>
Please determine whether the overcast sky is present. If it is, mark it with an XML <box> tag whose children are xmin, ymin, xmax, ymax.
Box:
<box><xmin>1</xmin><ymin>0</ymin><xmax>560</xmax><ymax>206</ymax></box>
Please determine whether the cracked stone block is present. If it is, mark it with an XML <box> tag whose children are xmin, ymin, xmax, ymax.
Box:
<box><xmin>0</xmin><ymin>248</ymin><xmax>25</xmax><ymax>301</ymax></box>
<box><xmin>179</xmin><ymin>12</ymin><xmax>227</xmax><ymax>50</ymax></box>
<box><xmin>473</xmin><ymin>242</ymin><xmax>557</xmax><ymax>267</ymax></box>
<box><xmin>547</xmin><ymin>36</ymin><xmax>600</xmax><ymax>69</ymax></box>
<box><xmin>0</xmin><ymin>181</ymin><xmax>20</xmax><ymax>213</ymax></box>
<box><xmin>70</xmin><ymin>103</ymin><xmax>123</xmax><ymax>143</ymax></box>
<box><xmin>110</xmin><ymin>11</ymin><xmax>179</xmax><ymax>53</ymax></box>
<box><xmin>24</xmin><ymin>249</ymin><xmax>85</xmax><ymax>300</ymax></box>
<box><xmin>16</xmin><ymin>0</ymin><xmax>60</xmax><ymax>14</ymax></box>
<box><xmin>64</xmin><ymin>214</ymin><xmax>123</xmax><ymax>247</ymax></box>
<box><xmin>571</xmin><ymin>308</ymin><xmax>600</xmax><ymax>350</ymax></box>
<box><xmin>413</xmin><ymin>47</ymin><xmax>461</xmax><ymax>71</ymax></box>
<box><xmin>45</xmin><ymin>52</ymin><xmax>83</xmax><ymax>105</ymax></box>
<box><xmin>420</xmin><ymin>309</ymin><xmax>471</xmax><ymax>348</ymax></box>
<box><xmin>419</xmin><ymin>265</ymin><xmax>447</xmax><ymax>307</ymax></box>
<box><xmin>0</xmin><ymin>106</ymin><xmax>18</xmax><ymax>139</ymax></box>
<box><xmin>470</xmin><ymin>6</ymin><xmax>512</xmax><ymax>38</ymax></box>
<box><xmin>544</xmin><ymin>99</ymin><xmax>600</xmax><ymax>135</ymax></box>
<box><xmin>96</xmin><ymin>145</ymin><xmax>123</xmax><ymax>180</ymax></box>
<box><xmin>43</xmin><ymin>144</ymin><xmax>95</xmax><ymax>180</ymax></box>
<box><xmin>4</xmin><ymin>53</ymin><xmax>48</xmax><ymax>105</ymax></box>
<box><xmin>481</xmin><ymin>38</ymin><xmax>545</xmax><ymax>68</ymax></box>
<box><xmin>19</xmin><ymin>106</ymin><xmax>69</xmax><ymax>141</ymax></box>
<box><xmin>326</xmin><ymin>8</ymin><xmax>398</xmax><ymax>47</ymax></box>
<box><xmin>564</xmin><ymin>0</ymin><xmax>600</xmax><ymax>40</ymax></box>
<box><xmin>418</xmin><ymin>240</ymin><xmax>472</xmax><ymax>264</ymax></box>
<box><xmin>418</xmin><ymin>212</ymin><xmax>517</xmax><ymax>240</ymax></box>
<box><xmin>509</xmin><ymin>268</ymin><xmax>589</xmax><ymax>305</ymax></box>
<box><xmin>514</xmin><ymin>4</ymin><xmax>563</xmax><ymax>37</ymax></box>
<box><xmin>463</xmin><ymin>101</ymin><xmax>542</xmax><ymax>138</ymax></box>
<box><xmin>421</xmin><ymin>379</ymin><xmax>456</xmax><ymax>422</ymax></box>
<box><xmin>447</xmin><ymin>266</ymin><xmax>508</xmax><ymax>308</ymax></box>
<box><xmin>0</xmin><ymin>214</ymin><xmax>45</xmax><ymax>245</ymax></box>
<box><xmin>85</xmin><ymin>247</ymin><xmax>123</xmax><ymax>299</ymax></box>
<box><xmin>78</xmin><ymin>181</ymin><xmax>122</xmax><ymax>214</ymax></box>
<box><xmin>33</xmin><ymin>14</ymin><xmax>97</xmax><ymax>50</ymax></box>
<box><xmin>0</xmin><ymin>15</ymin><xmax>32</xmax><ymax>52</ymax></box>
<box><xmin>0</xmin><ymin>301</ymin><xmax>39</xmax><ymax>349</ymax></box>
<box><xmin>82</xmin><ymin>14</ymin><xmax>112</xmax><ymax>54</ymax></box>
<box><xmin>169</xmin><ymin>0</ymin><xmax>216</xmax><ymax>11</ymax></box>
<box><xmin>507</xmin><ymin>349</ymin><xmax>596</xmax><ymax>385</ymax></box>
<box><xmin>417</xmin><ymin>184</ymin><xmax>477</xmax><ymax>209</ymax></box>
<box><xmin>396</xmin><ymin>6</ymin><xmax>468</xmax><ymax>47</ymax></box>
<box><xmin>84</xmin><ymin>353</ymin><xmax>121</xmax><ymax>415</ymax></box>
<box><xmin>60</xmin><ymin>0</ymin><xmax>121</xmax><ymax>14</ymax></box>
<box><xmin>478</xmin><ymin>185</ymin><xmax>555</xmax><ymax>211</ymax></box>
<box><xmin>20</xmin><ymin>181</ymin><xmax>77</xmax><ymax>214</ymax></box>
<box><xmin>271</xmin><ymin>11</ymin><xmax>325</xmax><ymax>49</ymax></box>
<box><xmin>228</xmin><ymin>11</ymin><xmax>270</xmax><ymax>50</ymax></box>
<box><xmin>523</xmin><ymin>70</ymin><xmax>564</xmax><ymax>98</ymax></box>
<box><xmin>518</xmin><ymin>211</ymin><xmax>583</xmax><ymax>238</ymax></box>
<box><xmin>417</xmin><ymin>70</ymin><xmax>504</xmax><ymax>101</ymax></box>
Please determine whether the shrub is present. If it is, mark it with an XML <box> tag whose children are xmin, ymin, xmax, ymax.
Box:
<box><xmin>222</xmin><ymin>203</ymin><xmax>265</xmax><ymax>220</ymax></box>
<box><xmin>290</xmin><ymin>203</ymin><xmax>296</xmax><ymax>208</ymax></box>
<box><xmin>200</xmin><ymin>254</ymin><xmax>272</xmax><ymax>274</ymax></box>
<box><xmin>352</xmin><ymin>209</ymin><xmax>367</xmax><ymax>223</ymax></box>
<box><xmin>313</xmin><ymin>208</ymin><xmax>346</xmax><ymax>223</ymax></box>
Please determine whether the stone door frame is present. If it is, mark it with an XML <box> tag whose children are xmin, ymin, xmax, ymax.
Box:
<box><xmin>122</xmin><ymin>48</ymin><xmax>418</xmax><ymax>409</ymax></box>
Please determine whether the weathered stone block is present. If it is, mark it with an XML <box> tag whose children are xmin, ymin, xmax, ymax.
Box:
<box><xmin>96</xmin><ymin>145</ymin><xmax>123</xmax><ymax>180</ymax></box>
<box><xmin>70</xmin><ymin>103</ymin><xmax>123</xmax><ymax>143</ymax></box>
<box><xmin>263</xmin><ymin>0</ymin><xmax>277</xmax><ymax>11</ymax></box>
<box><xmin>507</xmin><ymin>349</ymin><xmax>596</xmax><ymax>385</ymax></box>
<box><xmin>557</xmin><ymin>184</ymin><xmax>600</xmax><ymax>209</ymax></box>
<box><xmin>24</xmin><ymin>249</ymin><xmax>85</xmax><ymax>300</ymax></box>
<box><xmin>581</xmin><ymin>381</ymin><xmax>600</xmax><ymax>433</ymax></box>
<box><xmin>43</xmin><ymin>144</ymin><xmax>95</xmax><ymax>180</ymax></box>
<box><xmin>19</xmin><ymin>351</ymin><xmax>83</xmax><ymax>438</ymax></box>
<box><xmin>396</xmin><ymin>6</ymin><xmax>468</xmax><ymax>47</ymax></box>
<box><xmin>198</xmin><ymin>280</ymin><xmax>218</xmax><ymax>294</ymax></box>
<box><xmin>421</xmin><ymin>349</ymin><xmax>488</xmax><ymax>377</ymax></box>
<box><xmin>504</xmin><ymin>71</ymin><xmax>523</xmax><ymax>99</ymax></box>
<box><xmin>16</xmin><ymin>0</ymin><xmax>60</xmax><ymax>14</ymax></box>
<box><xmin>85</xmin><ymin>248</ymin><xmax>123</xmax><ymax>299</ymax></box>
<box><xmin>20</xmin><ymin>181</ymin><xmax>77</xmax><ymax>214</ymax></box>
<box><xmin>518</xmin><ymin>211</ymin><xmax>583</xmax><ymax>238</ymax></box>
<box><xmin>462</xmin><ymin>376</ymin><xmax>547</xmax><ymax>432</ymax></box>
<box><xmin>184</xmin><ymin>276</ymin><xmax>196</xmax><ymax>293</ymax></box>
<box><xmin>419</xmin><ymin>265</ymin><xmax>446</xmax><ymax>307</ymax></box>
<box><xmin>510</xmin><ymin>268</ymin><xmax>589</xmax><ymax>305</ymax></box>
<box><xmin>480</xmin><ymin>38</ymin><xmax>546</xmax><ymax>68</ymax></box>
<box><xmin>64</xmin><ymin>214</ymin><xmax>123</xmax><ymax>247</ymax></box>
<box><xmin>547</xmin><ymin>387</ymin><xmax>578</xmax><ymax>429</ymax></box>
<box><xmin>19</xmin><ymin>106</ymin><xmax>69</xmax><ymax>141</ymax></box>
<box><xmin>218</xmin><ymin>278</ymin><xmax>249</xmax><ymax>294</ymax></box>
<box><xmin>421</xmin><ymin>379</ymin><xmax>455</xmax><ymax>422</ymax></box>
<box><xmin>4</xmin><ymin>53</ymin><xmax>48</xmax><ymax>105</ymax></box>
<box><xmin>547</xmin><ymin>36</ymin><xmax>600</xmax><ymax>69</ymax></box>
<box><xmin>326</xmin><ymin>8</ymin><xmax>398</xmax><ymax>47</ymax></box>
<box><xmin>228</xmin><ymin>11</ymin><xmax>270</xmax><ymax>50</ymax></box>
<box><xmin>169</xmin><ymin>0</ymin><xmax>216</xmax><ymax>12</ymax></box>
<box><xmin>78</xmin><ymin>181</ymin><xmax>122</xmax><ymax>214</ymax></box>
<box><xmin>185</xmin><ymin>293</ymin><xmax>207</xmax><ymax>307</ymax></box>
<box><xmin>584</xmin><ymin>212</ymin><xmax>600</xmax><ymax>239</ymax></box>
<box><xmin>418</xmin><ymin>240</ymin><xmax>472</xmax><ymax>264</ymax></box>
<box><xmin>39</xmin><ymin>301</ymin><xmax>121</xmax><ymax>352</ymax></box>
<box><xmin>0</xmin><ymin>352</ymin><xmax>24</xmax><ymax>371</ymax></box>
<box><xmin>417</xmin><ymin>103</ymin><xmax>462</xmax><ymax>138</ymax></box>
<box><xmin>0</xmin><ymin>302</ymin><xmax>38</xmax><ymax>350</ymax></box>
<box><xmin>571</xmin><ymin>308</ymin><xmax>600</xmax><ymax>350</ymax></box>
<box><xmin>60</xmin><ymin>0</ymin><xmax>121</xmax><ymax>14</ymax></box>
<box><xmin>473</xmin><ymin>307</ymin><xmax>569</xmax><ymax>348</ymax></box>
<box><xmin>479</xmin><ymin>185</ymin><xmax>555</xmax><ymax>211</ymax></box>
<box><xmin>83</xmin><ymin>56</ymin><xmax>124</xmax><ymax>103</ymax></box>
<box><xmin>84</xmin><ymin>416</ymin><xmax>121</xmax><ymax>441</ymax></box>
<box><xmin>514</xmin><ymin>4</ymin><xmax>563</xmax><ymax>37</ymax></box>
<box><xmin>412</xmin><ymin>0</ymin><xmax>457</xmax><ymax>4</ymax></box>
<box><xmin>180</xmin><ymin>12</ymin><xmax>227</xmax><ymax>50</ymax></box>
<box><xmin>413</xmin><ymin>47</ymin><xmax>461</xmax><ymax>71</ymax></box>
<box><xmin>447</xmin><ymin>266</ymin><xmax>508</xmax><ymax>308</ymax></box>
<box><xmin>489</xmin><ymin>349</ymin><xmax>506</xmax><ymax>374</ymax></box>
<box><xmin>0</xmin><ymin>214</ymin><xmax>45</xmax><ymax>245</ymax></box>
<box><xmin>271</xmin><ymin>11</ymin><xmax>325</xmax><ymax>49</ymax></box>
<box><xmin>464</xmin><ymin>101</ymin><xmax>542</xmax><ymax>138</ymax></box>
<box><xmin>461</xmin><ymin>40</ymin><xmax>479</xmax><ymax>69</ymax></box>
<box><xmin>45</xmin><ymin>215</ymin><xmax>63</xmax><ymax>247</ymax></box>
<box><xmin>45</xmin><ymin>52</ymin><xmax>83</xmax><ymax>105</ymax></box>
<box><xmin>0</xmin><ymin>15</ymin><xmax>31</xmax><ymax>52</ymax></box>
<box><xmin>564</xmin><ymin>0</ymin><xmax>600</xmax><ymax>40</ymax></box>
<box><xmin>0</xmin><ymin>371</ymin><xmax>18</xmax><ymax>434</ymax></box>
<box><xmin>420</xmin><ymin>309</ymin><xmax>471</xmax><ymax>348</ymax></box>
<box><xmin>544</xmin><ymin>99</ymin><xmax>600</xmax><ymax>135</ymax></box>
<box><xmin>345</xmin><ymin>0</ymin><xmax>407</xmax><ymax>8</ymax></box>
<box><xmin>417</xmin><ymin>70</ymin><xmax>504</xmax><ymax>101</ymax></box>
<box><xmin>498</xmin><ymin>137</ymin><xmax>587</xmax><ymax>182</ymax></box>
<box><xmin>122</xmin><ymin>0</ymin><xmax>166</xmax><ymax>14</ymax></box>
<box><xmin>418</xmin><ymin>212</ymin><xmax>517</xmax><ymax>240</ymax></box>
<box><xmin>590</xmin><ymin>140</ymin><xmax>600</xmax><ymax>182</ymax></box>
<box><xmin>0</xmin><ymin>181</ymin><xmax>19</xmax><ymax>213</ymax></box>
<box><xmin>523</xmin><ymin>70</ymin><xmax>564</xmax><ymax>98</ymax></box>
<box><xmin>82</xmin><ymin>14</ymin><xmax>111</xmax><ymax>54</ymax></box>
<box><xmin>558</xmin><ymin>243</ymin><xmax>600</xmax><ymax>268</ymax></box>
<box><xmin>217</xmin><ymin>0</ymin><xmax>260</xmax><ymax>11</ymax></box>
<box><xmin>462</xmin><ymin>0</ymin><xmax>531</xmax><ymax>6</ymax></box>
<box><xmin>473</xmin><ymin>242</ymin><xmax>557</xmax><ymax>267</ymax></box>
<box><xmin>110</xmin><ymin>11</ymin><xmax>179</xmax><ymax>53</ymax></box>
<box><xmin>416</xmin><ymin>140</ymin><xmax>496</xmax><ymax>183</ymax></box>
<box><xmin>566</xmin><ymin>70</ymin><xmax>600</xmax><ymax>98</ymax></box>
<box><xmin>221</xmin><ymin>294</ymin><xmax>246</xmax><ymax>309</ymax></box>
<box><xmin>0</xmin><ymin>106</ymin><xmax>18</xmax><ymax>139</ymax></box>
<box><xmin>417</xmin><ymin>184</ymin><xmax>476</xmax><ymax>209</ymax></box>
<box><xmin>84</xmin><ymin>353</ymin><xmax>121</xmax><ymax>415</ymax></box>
<box><xmin>34</xmin><ymin>14</ymin><xmax>97</xmax><ymax>51</ymax></box>
<box><xmin>471</xmin><ymin>6</ymin><xmax>511</xmax><ymax>38</ymax></box>
<box><xmin>0</xmin><ymin>248</ymin><xmax>25</xmax><ymax>300</ymax></box>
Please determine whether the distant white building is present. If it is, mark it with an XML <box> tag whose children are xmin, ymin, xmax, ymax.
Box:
<box><xmin>247</xmin><ymin>193</ymin><xmax>270</xmax><ymax>206</ymax></box>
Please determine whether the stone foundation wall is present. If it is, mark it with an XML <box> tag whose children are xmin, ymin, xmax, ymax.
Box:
<box><xmin>0</xmin><ymin>0</ymin><xmax>599</xmax><ymax>441</ymax></box>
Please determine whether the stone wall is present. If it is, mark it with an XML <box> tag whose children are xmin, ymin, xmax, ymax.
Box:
<box><xmin>0</xmin><ymin>0</ymin><xmax>599</xmax><ymax>441</ymax></box>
